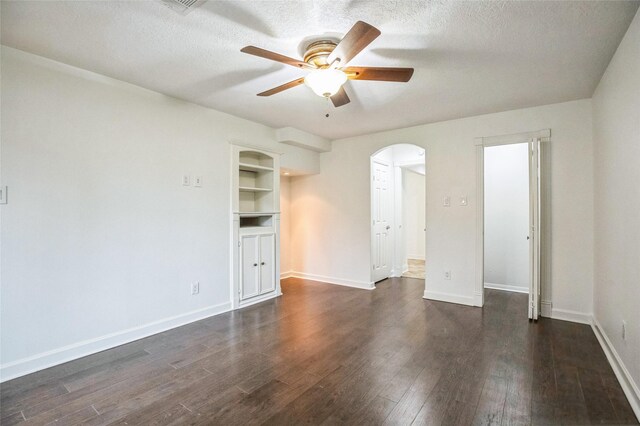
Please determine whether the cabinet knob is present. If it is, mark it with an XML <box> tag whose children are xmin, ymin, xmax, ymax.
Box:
<box><xmin>261</xmin><ymin>262</ymin><xmax>265</xmax><ymax>266</ymax></box>
<box><xmin>253</xmin><ymin>263</ymin><xmax>258</xmax><ymax>267</ymax></box>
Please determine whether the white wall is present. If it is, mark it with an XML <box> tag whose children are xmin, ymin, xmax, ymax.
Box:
<box><xmin>592</xmin><ymin>10</ymin><xmax>640</xmax><ymax>415</ymax></box>
<box><xmin>0</xmin><ymin>47</ymin><xmax>319</xmax><ymax>380</ymax></box>
<box><xmin>279</xmin><ymin>175</ymin><xmax>292</xmax><ymax>276</ymax></box>
<box><xmin>291</xmin><ymin>99</ymin><xmax>594</xmax><ymax>318</ymax></box>
<box><xmin>483</xmin><ymin>143</ymin><xmax>529</xmax><ymax>292</ymax></box>
<box><xmin>403</xmin><ymin>169</ymin><xmax>425</xmax><ymax>261</ymax></box>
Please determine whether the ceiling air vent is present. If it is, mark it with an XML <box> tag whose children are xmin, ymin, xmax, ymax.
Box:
<box><xmin>158</xmin><ymin>0</ymin><xmax>205</xmax><ymax>15</ymax></box>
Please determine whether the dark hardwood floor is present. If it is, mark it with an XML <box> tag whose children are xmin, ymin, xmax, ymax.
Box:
<box><xmin>1</xmin><ymin>278</ymin><xmax>637</xmax><ymax>425</ymax></box>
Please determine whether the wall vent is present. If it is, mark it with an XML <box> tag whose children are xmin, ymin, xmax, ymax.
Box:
<box><xmin>158</xmin><ymin>0</ymin><xmax>205</xmax><ymax>15</ymax></box>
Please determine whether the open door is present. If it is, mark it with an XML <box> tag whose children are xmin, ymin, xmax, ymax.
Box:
<box><xmin>528</xmin><ymin>138</ymin><xmax>541</xmax><ymax>320</ymax></box>
<box><xmin>371</xmin><ymin>159</ymin><xmax>392</xmax><ymax>282</ymax></box>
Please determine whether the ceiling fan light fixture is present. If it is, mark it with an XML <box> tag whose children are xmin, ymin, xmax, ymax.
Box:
<box><xmin>304</xmin><ymin>68</ymin><xmax>347</xmax><ymax>98</ymax></box>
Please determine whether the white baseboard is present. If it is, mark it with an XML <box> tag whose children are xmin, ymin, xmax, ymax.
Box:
<box><xmin>389</xmin><ymin>264</ymin><xmax>410</xmax><ymax>278</ymax></box>
<box><xmin>423</xmin><ymin>290</ymin><xmax>475</xmax><ymax>307</ymax></box>
<box><xmin>549</xmin><ymin>307</ymin><xmax>592</xmax><ymax>324</ymax></box>
<box><xmin>288</xmin><ymin>271</ymin><xmax>374</xmax><ymax>290</ymax></box>
<box><xmin>538</xmin><ymin>300</ymin><xmax>591</xmax><ymax>324</ymax></box>
<box><xmin>591</xmin><ymin>317</ymin><xmax>640</xmax><ymax>421</ymax></box>
<box><xmin>484</xmin><ymin>282</ymin><xmax>529</xmax><ymax>294</ymax></box>
<box><xmin>0</xmin><ymin>301</ymin><xmax>232</xmax><ymax>383</ymax></box>
<box><xmin>280</xmin><ymin>270</ymin><xmax>294</xmax><ymax>279</ymax></box>
<box><xmin>238</xmin><ymin>292</ymin><xmax>281</xmax><ymax>309</ymax></box>
<box><xmin>474</xmin><ymin>291</ymin><xmax>483</xmax><ymax>307</ymax></box>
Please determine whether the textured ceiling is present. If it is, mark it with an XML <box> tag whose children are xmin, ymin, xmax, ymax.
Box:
<box><xmin>2</xmin><ymin>1</ymin><xmax>638</xmax><ymax>140</ymax></box>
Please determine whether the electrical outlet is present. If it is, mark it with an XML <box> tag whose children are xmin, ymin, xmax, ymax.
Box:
<box><xmin>443</xmin><ymin>196</ymin><xmax>451</xmax><ymax>207</ymax></box>
<box><xmin>182</xmin><ymin>175</ymin><xmax>191</xmax><ymax>186</ymax></box>
<box><xmin>622</xmin><ymin>320</ymin><xmax>627</xmax><ymax>341</ymax></box>
<box><xmin>194</xmin><ymin>176</ymin><xmax>202</xmax><ymax>187</ymax></box>
<box><xmin>191</xmin><ymin>282</ymin><xmax>199</xmax><ymax>295</ymax></box>
<box><xmin>444</xmin><ymin>271</ymin><xmax>451</xmax><ymax>280</ymax></box>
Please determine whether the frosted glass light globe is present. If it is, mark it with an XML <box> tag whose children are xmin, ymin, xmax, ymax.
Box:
<box><xmin>304</xmin><ymin>68</ymin><xmax>348</xmax><ymax>98</ymax></box>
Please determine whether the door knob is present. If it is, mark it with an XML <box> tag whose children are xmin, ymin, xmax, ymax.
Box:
<box><xmin>527</xmin><ymin>236</ymin><xmax>530</xmax><ymax>240</ymax></box>
<box><xmin>386</xmin><ymin>225</ymin><xmax>391</xmax><ymax>230</ymax></box>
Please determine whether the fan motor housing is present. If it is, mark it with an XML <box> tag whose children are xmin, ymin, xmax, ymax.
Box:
<box><xmin>303</xmin><ymin>40</ymin><xmax>337</xmax><ymax>68</ymax></box>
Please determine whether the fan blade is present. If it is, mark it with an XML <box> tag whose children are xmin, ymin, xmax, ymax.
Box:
<box><xmin>241</xmin><ymin>46</ymin><xmax>312</xmax><ymax>69</ymax></box>
<box><xmin>330</xmin><ymin>86</ymin><xmax>350</xmax><ymax>107</ymax></box>
<box><xmin>327</xmin><ymin>21</ymin><xmax>381</xmax><ymax>67</ymax></box>
<box><xmin>343</xmin><ymin>66</ymin><xmax>414</xmax><ymax>82</ymax></box>
<box><xmin>257</xmin><ymin>77</ymin><xmax>306</xmax><ymax>96</ymax></box>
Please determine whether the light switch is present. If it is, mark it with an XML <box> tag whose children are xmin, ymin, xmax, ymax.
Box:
<box><xmin>194</xmin><ymin>176</ymin><xmax>202</xmax><ymax>187</ymax></box>
<box><xmin>443</xmin><ymin>196</ymin><xmax>451</xmax><ymax>207</ymax></box>
<box><xmin>182</xmin><ymin>175</ymin><xmax>190</xmax><ymax>186</ymax></box>
<box><xmin>460</xmin><ymin>196</ymin><xmax>468</xmax><ymax>206</ymax></box>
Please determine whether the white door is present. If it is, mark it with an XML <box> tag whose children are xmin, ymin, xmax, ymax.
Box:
<box><xmin>259</xmin><ymin>234</ymin><xmax>275</xmax><ymax>294</ymax></box>
<box><xmin>528</xmin><ymin>139</ymin><xmax>541</xmax><ymax>320</ymax></box>
<box><xmin>372</xmin><ymin>159</ymin><xmax>392</xmax><ymax>282</ymax></box>
<box><xmin>241</xmin><ymin>235</ymin><xmax>260</xmax><ymax>300</ymax></box>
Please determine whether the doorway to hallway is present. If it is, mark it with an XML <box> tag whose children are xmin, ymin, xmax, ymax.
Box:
<box><xmin>370</xmin><ymin>144</ymin><xmax>426</xmax><ymax>284</ymax></box>
<box><xmin>476</xmin><ymin>130</ymin><xmax>549</xmax><ymax>320</ymax></box>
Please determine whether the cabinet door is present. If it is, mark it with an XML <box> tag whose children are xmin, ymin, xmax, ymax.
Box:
<box><xmin>241</xmin><ymin>235</ymin><xmax>260</xmax><ymax>300</ymax></box>
<box><xmin>259</xmin><ymin>234</ymin><xmax>276</xmax><ymax>294</ymax></box>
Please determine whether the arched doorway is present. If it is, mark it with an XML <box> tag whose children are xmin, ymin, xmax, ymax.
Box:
<box><xmin>370</xmin><ymin>144</ymin><xmax>426</xmax><ymax>289</ymax></box>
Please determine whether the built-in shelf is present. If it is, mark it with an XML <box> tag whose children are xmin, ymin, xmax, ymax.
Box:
<box><xmin>237</xmin><ymin>211</ymin><xmax>279</xmax><ymax>216</ymax></box>
<box><xmin>239</xmin><ymin>162</ymin><xmax>274</xmax><ymax>173</ymax></box>
<box><xmin>232</xmin><ymin>145</ymin><xmax>281</xmax><ymax>310</ymax></box>
<box><xmin>240</xmin><ymin>215</ymin><xmax>273</xmax><ymax>228</ymax></box>
<box><xmin>239</xmin><ymin>186</ymin><xmax>272</xmax><ymax>192</ymax></box>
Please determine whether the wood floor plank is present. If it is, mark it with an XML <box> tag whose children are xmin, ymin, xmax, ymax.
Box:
<box><xmin>43</xmin><ymin>405</ymin><xmax>98</xmax><ymax>425</ymax></box>
<box><xmin>470</xmin><ymin>374</ymin><xmax>507</xmax><ymax>426</ymax></box>
<box><xmin>62</xmin><ymin>350</ymin><xmax>151</xmax><ymax>393</ymax></box>
<box><xmin>602</xmin><ymin>373</ymin><xmax>639</xmax><ymax>424</ymax></box>
<box><xmin>20</xmin><ymin>359</ymin><xmax>177</xmax><ymax>421</ymax></box>
<box><xmin>383</xmin><ymin>364</ymin><xmax>443</xmax><ymax>425</ymax></box>
<box><xmin>578</xmin><ymin>367</ymin><xmax>619</xmax><ymax>424</ymax></box>
<box><xmin>345</xmin><ymin>395</ymin><xmax>397</xmax><ymax>426</ymax></box>
<box><xmin>0</xmin><ymin>410</ymin><xmax>25</xmax><ymax>426</ymax></box>
<box><xmin>0</xmin><ymin>281</ymin><xmax>636</xmax><ymax>426</ymax></box>
<box><xmin>553</xmin><ymin>363</ymin><xmax>590</xmax><ymax>425</ymax></box>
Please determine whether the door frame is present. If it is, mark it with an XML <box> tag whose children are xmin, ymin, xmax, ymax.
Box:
<box><xmin>474</xmin><ymin>129</ymin><xmax>551</xmax><ymax>314</ymax></box>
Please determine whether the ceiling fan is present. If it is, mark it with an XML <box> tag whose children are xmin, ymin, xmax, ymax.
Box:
<box><xmin>240</xmin><ymin>21</ymin><xmax>414</xmax><ymax>107</ymax></box>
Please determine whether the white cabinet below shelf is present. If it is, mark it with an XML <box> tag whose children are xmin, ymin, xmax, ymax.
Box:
<box><xmin>240</xmin><ymin>233</ymin><xmax>276</xmax><ymax>302</ymax></box>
